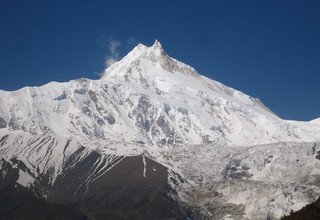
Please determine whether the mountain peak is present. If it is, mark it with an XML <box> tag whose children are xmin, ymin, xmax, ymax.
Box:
<box><xmin>128</xmin><ymin>40</ymin><xmax>165</xmax><ymax>56</ymax></box>
<box><xmin>151</xmin><ymin>39</ymin><xmax>163</xmax><ymax>50</ymax></box>
<box><xmin>101</xmin><ymin>40</ymin><xmax>199</xmax><ymax>79</ymax></box>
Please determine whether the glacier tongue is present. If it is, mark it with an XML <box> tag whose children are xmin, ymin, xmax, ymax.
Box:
<box><xmin>0</xmin><ymin>40</ymin><xmax>320</xmax><ymax>219</ymax></box>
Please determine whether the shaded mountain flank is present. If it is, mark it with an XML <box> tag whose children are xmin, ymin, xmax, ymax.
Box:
<box><xmin>0</xmin><ymin>158</ymin><xmax>86</xmax><ymax>220</ymax></box>
<box><xmin>0</xmin><ymin>154</ymin><xmax>191</xmax><ymax>220</ymax></box>
<box><xmin>282</xmin><ymin>197</ymin><xmax>320</xmax><ymax>220</ymax></box>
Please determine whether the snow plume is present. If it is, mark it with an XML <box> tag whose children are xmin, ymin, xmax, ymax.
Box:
<box><xmin>105</xmin><ymin>38</ymin><xmax>121</xmax><ymax>67</ymax></box>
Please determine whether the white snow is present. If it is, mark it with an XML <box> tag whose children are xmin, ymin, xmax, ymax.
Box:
<box><xmin>17</xmin><ymin>169</ymin><xmax>34</xmax><ymax>187</ymax></box>
<box><xmin>310</xmin><ymin>118</ymin><xmax>320</xmax><ymax>126</ymax></box>
<box><xmin>142</xmin><ymin>155</ymin><xmax>147</xmax><ymax>178</ymax></box>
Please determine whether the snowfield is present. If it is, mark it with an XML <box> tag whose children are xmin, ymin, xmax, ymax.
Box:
<box><xmin>0</xmin><ymin>40</ymin><xmax>320</xmax><ymax>219</ymax></box>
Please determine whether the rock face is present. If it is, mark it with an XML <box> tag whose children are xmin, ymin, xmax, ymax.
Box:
<box><xmin>82</xmin><ymin>156</ymin><xmax>187</xmax><ymax>219</ymax></box>
<box><xmin>0</xmin><ymin>152</ymin><xmax>188</xmax><ymax>219</ymax></box>
<box><xmin>0</xmin><ymin>40</ymin><xmax>320</xmax><ymax>219</ymax></box>
<box><xmin>0</xmin><ymin>132</ymin><xmax>189</xmax><ymax>219</ymax></box>
<box><xmin>0</xmin><ymin>158</ymin><xmax>86</xmax><ymax>220</ymax></box>
<box><xmin>282</xmin><ymin>197</ymin><xmax>320</xmax><ymax>220</ymax></box>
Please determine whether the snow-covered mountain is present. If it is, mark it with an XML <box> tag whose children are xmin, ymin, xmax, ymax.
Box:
<box><xmin>310</xmin><ymin>118</ymin><xmax>320</xmax><ymax>126</ymax></box>
<box><xmin>0</xmin><ymin>40</ymin><xmax>320</xmax><ymax>219</ymax></box>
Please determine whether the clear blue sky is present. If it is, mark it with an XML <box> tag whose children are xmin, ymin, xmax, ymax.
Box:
<box><xmin>1</xmin><ymin>0</ymin><xmax>319</xmax><ymax>121</ymax></box>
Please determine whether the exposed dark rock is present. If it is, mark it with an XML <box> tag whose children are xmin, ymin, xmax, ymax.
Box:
<box><xmin>10</xmin><ymin>158</ymin><xmax>33</xmax><ymax>176</ymax></box>
<box><xmin>312</xmin><ymin>143</ymin><xmax>320</xmax><ymax>160</ymax></box>
<box><xmin>82</xmin><ymin>106</ymin><xmax>91</xmax><ymax>116</ymax></box>
<box><xmin>177</xmin><ymin>107</ymin><xmax>189</xmax><ymax>115</ymax></box>
<box><xmin>0</xmin><ymin>134</ymin><xmax>9</xmax><ymax>146</ymax></box>
<box><xmin>0</xmin><ymin>158</ymin><xmax>86</xmax><ymax>220</ymax></box>
<box><xmin>132</xmin><ymin>95</ymin><xmax>154</xmax><ymax>132</ymax></box>
<box><xmin>13</xmin><ymin>145</ymin><xmax>190</xmax><ymax>220</ymax></box>
<box><xmin>0</xmin><ymin>139</ymin><xmax>191</xmax><ymax>220</ymax></box>
<box><xmin>156</xmin><ymin>115</ymin><xmax>175</xmax><ymax>146</ymax></box>
<box><xmin>156</xmin><ymin>88</ymin><xmax>164</xmax><ymax>95</ymax></box>
<box><xmin>264</xmin><ymin>155</ymin><xmax>273</xmax><ymax>165</ymax></box>
<box><xmin>104</xmin><ymin>114</ymin><xmax>116</xmax><ymax>125</ymax></box>
<box><xmin>94</xmin><ymin>116</ymin><xmax>105</xmax><ymax>126</ymax></box>
<box><xmin>50</xmin><ymin>149</ymin><xmax>112</xmax><ymax>202</ymax></box>
<box><xmin>0</xmin><ymin>117</ymin><xmax>7</xmax><ymax>128</ymax></box>
<box><xmin>201</xmin><ymin>134</ymin><xmax>211</xmax><ymax>144</ymax></box>
<box><xmin>8</xmin><ymin>115</ymin><xmax>20</xmax><ymax>130</ymax></box>
<box><xmin>74</xmin><ymin>88</ymin><xmax>86</xmax><ymax>95</ymax></box>
<box><xmin>282</xmin><ymin>196</ymin><xmax>320</xmax><ymax>220</ymax></box>
<box><xmin>83</xmin><ymin>156</ymin><xmax>188</xmax><ymax>219</ymax></box>
<box><xmin>88</xmin><ymin>90</ymin><xmax>98</xmax><ymax>103</ymax></box>
<box><xmin>222</xmin><ymin>159</ymin><xmax>252</xmax><ymax>179</ymax></box>
<box><xmin>53</xmin><ymin>93</ymin><xmax>67</xmax><ymax>100</ymax></box>
<box><xmin>163</xmin><ymin>103</ymin><xmax>171</xmax><ymax>115</ymax></box>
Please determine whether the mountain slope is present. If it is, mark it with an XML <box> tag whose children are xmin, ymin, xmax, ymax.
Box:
<box><xmin>0</xmin><ymin>158</ymin><xmax>87</xmax><ymax>220</ymax></box>
<box><xmin>310</xmin><ymin>118</ymin><xmax>320</xmax><ymax>126</ymax></box>
<box><xmin>1</xmin><ymin>41</ymin><xmax>319</xmax><ymax>153</ymax></box>
<box><xmin>0</xmin><ymin>40</ymin><xmax>320</xmax><ymax>219</ymax></box>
